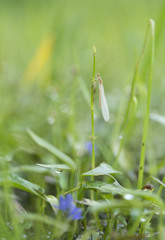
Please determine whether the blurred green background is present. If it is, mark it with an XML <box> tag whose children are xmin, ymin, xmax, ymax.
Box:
<box><xmin>0</xmin><ymin>0</ymin><xmax>165</xmax><ymax>182</ymax></box>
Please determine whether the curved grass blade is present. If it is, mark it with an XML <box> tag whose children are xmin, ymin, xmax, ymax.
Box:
<box><xmin>0</xmin><ymin>173</ymin><xmax>45</xmax><ymax>198</ymax></box>
<box><xmin>83</xmin><ymin>181</ymin><xmax>164</xmax><ymax>208</ymax></box>
<box><xmin>82</xmin><ymin>181</ymin><xmax>124</xmax><ymax>195</ymax></box>
<box><xmin>144</xmin><ymin>176</ymin><xmax>165</xmax><ymax>188</ymax></box>
<box><xmin>10</xmin><ymin>165</ymin><xmax>53</xmax><ymax>174</ymax></box>
<box><xmin>27</xmin><ymin>129</ymin><xmax>75</xmax><ymax>169</ymax></box>
<box><xmin>37</xmin><ymin>163</ymin><xmax>71</xmax><ymax>171</ymax></box>
<box><xmin>91</xmin><ymin>199</ymin><xmax>145</xmax><ymax>213</ymax></box>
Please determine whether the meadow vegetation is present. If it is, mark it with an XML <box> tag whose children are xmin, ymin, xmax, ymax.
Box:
<box><xmin>1</xmin><ymin>1</ymin><xmax>165</xmax><ymax>239</ymax></box>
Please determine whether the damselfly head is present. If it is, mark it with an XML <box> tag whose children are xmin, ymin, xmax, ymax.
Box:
<box><xmin>96</xmin><ymin>73</ymin><xmax>103</xmax><ymax>84</ymax></box>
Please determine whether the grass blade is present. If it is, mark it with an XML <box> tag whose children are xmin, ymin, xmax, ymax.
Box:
<box><xmin>27</xmin><ymin>129</ymin><xmax>75</xmax><ymax>169</ymax></box>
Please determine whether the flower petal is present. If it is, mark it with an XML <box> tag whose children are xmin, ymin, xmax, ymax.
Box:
<box><xmin>69</xmin><ymin>205</ymin><xmax>83</xmax><ymax>220</ymax></box>
<box><xmin>59</xmin><ymin>196</ymin><xmax>67</xmax><ymax>211</ymax></box>
<box><xmin>58</xmin><ymin>194</ymin><xmax>83</xmax><ymax>220</ymax></box>
<box><xmin>65</xmin><ymin>194</ymin><xmax>73</xmax><ymax>209</ymax></box>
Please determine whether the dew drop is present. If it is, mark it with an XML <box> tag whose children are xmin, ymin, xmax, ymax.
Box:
<box><xmin>140</xmin><ymin>218</ymin><xmax>146</xmax><ymax>222</ymax></box>
<box><xmin>119</xmin><ymin>135</ymin><xmax>123</xmax><ymax>140</ymax></box>
<box><xmin>124</xmin><ymin>194</ymin><xmax>134</xmax><ymax>200</ymax></box>
<box><xmin>22</xmin><ymin>234</ymin><xmax>28</xmax><ymax>239</ymax></box>
<box><xmin>47</xmin><ymin>117</ymin><xmax>55</xmax><ymax>125</ymax></box>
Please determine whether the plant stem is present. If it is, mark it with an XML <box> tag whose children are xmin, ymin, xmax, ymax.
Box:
<box><xmin>115</xmin><ymin>21</ymin><xmax>150</xmax><ymax>166</ymax></box>
<box><xmin>137</xmin><ymin>19</ymin><xmax>155</xmax><ymax>189</ymax></box>
<box><xmin>90</xmin><ymin>46</ymin><xmax>96</xmax><ymax>200</ymax></box>
<box><xmin>90</xmin><ymin>49</ymin><xmax>96</xmax><ymax>161</ymax></box>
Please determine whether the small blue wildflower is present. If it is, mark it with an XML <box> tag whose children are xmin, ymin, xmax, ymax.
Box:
<box><xmin>85</xmin><ymin>141</ymin><xmax>97</xmax><ymax>155</ymax></box>
<box><xmin>58</xmin><ymin>194</ymin><xmax>82</xmax><ymax>220</ymax></box>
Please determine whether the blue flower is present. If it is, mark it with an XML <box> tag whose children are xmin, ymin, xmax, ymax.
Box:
<box><xmin>58</xmin><ymin>194</ymin><xmax>82</xmax><ymax>220</ymax></box>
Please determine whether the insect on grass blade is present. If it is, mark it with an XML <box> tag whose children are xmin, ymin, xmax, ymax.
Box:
<box><xmin>97</xmin><ymin>73</ymin><xmax>110</xmax><ymax>122</ymax></box>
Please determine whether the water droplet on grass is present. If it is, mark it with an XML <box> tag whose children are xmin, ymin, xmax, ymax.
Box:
<box><xmin>48</xmin><ymin>117</ymin><xmax>55</xmax><ymax>125</ymax></box>
<box><xmin>124</xmin><ymin>194</ymin><xmax>134</xmax><ymax>200</ymax></box>
<box><xmin>119</xmin><ymin>135</ymin><xmax>123</xmax><ymax>140</ymax></box>
<box><xmin>140</xmin><ymin>218</ymin><xmax>146</xmax><ymax>222</ymax></box>
<box><xmin>22</xmin><ymin>234</ymin><xmax>27</xmax><ymax>239</ymax></box>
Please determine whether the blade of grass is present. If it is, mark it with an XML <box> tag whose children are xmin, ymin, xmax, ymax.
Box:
<box><xmin>114</xmin><ymin>20</ymin><xmax>150</xmax><ymax>166</ymax></box>
<box><xmin>90</xmin><ymin>46</ymin><xmax>96</xmax><ymax>200</ymax></box>
<box><xmin>137</xmin><ymin>19</ymin><xmax>155</xmax><ymax>189</ymax></box>
<box><xmin>27</xmin><ymin>129</ymin><xmax>75</xmax><ymax>169</ymax></box>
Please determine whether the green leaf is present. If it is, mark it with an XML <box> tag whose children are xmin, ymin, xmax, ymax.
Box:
<box><xmin>77</xmin><ymin>198</ymin><xmax>98</xmax><ymax>206</ymax></box>
<box><xmin>21</xmin><ymin>213</ymin><xmax>69</xmax><ymax>230</ymax></box>
<box><xmin>46</xmin><ymin>195</ymin><xmax>58</xmax><ymax>213</ymax></box>
<box><xmin>11</xmin><ymin>165</ymin><xmax>53</xmax><ymax>174</ymax></box>
<box><xmin>78</xmin><ymin>77</ymin><xmax>90</xmax><ymax>106</ymax></box>
<box><xmin>27</xmin><ymin>129</ymin><xmax>75</xmax><ymax>169</ymax></box>
<box><xmin>91</xmin><ymin>192</ymin><xmax>164</xmax><ymax>213</ymax></box>
<box><xmin>91</xmin><ymin>199</ymin><xmax>145</xmax><ymax>213</ymax></box>
<box><xmin>132</xmin><ymin>190</ymin><xmax>163</xmax><ymax>207</ymax></box>
<box><xmin>82</xmin><ymin>181</ymin><xmax>124</xmax><ymax>195</ymax></box>
<box><xmin>37</xmin><ymin>163</ymin><xmax>71</xmax><ymax>171</ymax></box>
<box><xmin>82</xmin><ymin>162</ymin><xmax>121</xmax><ymax>177</ymax></box>
<box><xmin>0</xmin><ymin>173</ymin><xmax>45</xmax><ymax>198</ymax></box>
<box><xmin>83</xmin><ymin>181</ymin><xmax>164</xmax><ymax>208</ymax></box>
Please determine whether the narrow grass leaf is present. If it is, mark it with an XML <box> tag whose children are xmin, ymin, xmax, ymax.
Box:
<box><xmin>0</xmin><ymin>173</ymin><xmax>45</xmax><ymax>198</ymax></box>
<box><xmin>132</xmin><ymin>190</ymin><xmax>164</xmax><ymax>207</ymax></box>
<box><xmin>10</xmin><ymin>165</ymin><xmax>53</xmax><ymax>174</ymax></box>
<box><xmin>22</xmin><ymin>213</ymin><xmax>69</xmax><ymax>230</ymax></box>
<box><xmin>138</xmin><ymin>19</ymin><xmax>155</xmax><ymax>189</ymax></box>
<box><xmin>37</xmin><ymin>163</ymin><xmax>71</xmax><ymax>170</ymax></box>
<box><xmin>27</xmin><ymin>129</ymin><xmax>75</xmax><ymax>169</ymax></box>
<box><xmin>82</xmin><ymin>181</ymin><xmax>124</xmax><ymax>195</ymax></box>
<box><xmin>77</xmin><ymin>198</ymin><xmax>98</xmax><ymax>206</ymax></box>
<box><xmin>83</xmin><ymin>181</ymin><xmax>164</xmax><ymax>208</ymax></box>
<box><xmin>144</xmin><ymin>176</ymin><xmax>165</xmax><ymax>188</ymax></box>
<box><xmin>78</xmin><ymin>77</ymin><xmax>90</xmax><ymax>106</ymax></box>
<box><xmin>91</xmin><ymin>199</ymin><xmax>145</xmax><ymax>212</ymax></box>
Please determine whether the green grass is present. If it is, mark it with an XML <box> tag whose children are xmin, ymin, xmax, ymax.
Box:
<box><xmin>1</xmin><ymin>0</ymin><xmax>165</xmax><ymax>239</ymax></box>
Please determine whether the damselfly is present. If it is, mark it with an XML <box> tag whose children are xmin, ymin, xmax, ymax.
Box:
<box><xmin>97</xmin><ymin>73</ymin><xmax>110</xmax><ymax>122</ymax></box>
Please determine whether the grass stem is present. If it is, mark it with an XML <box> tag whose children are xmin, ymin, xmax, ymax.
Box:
<box><xmin>114</xmin><ymin>20</ymin><xmax>150</xmax><ymax>166</ymax></box>
<box><xmin>137</xmin><ymin>19</ymin><xmax>155</xmax><ymax>189</ymax></box>
<box><xmin>91</xmin><ymin>46</ymin><xmax>96</xmax><ymax>199</ymax></box>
